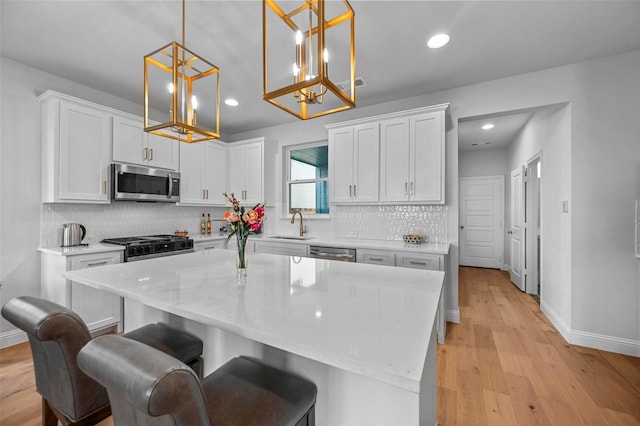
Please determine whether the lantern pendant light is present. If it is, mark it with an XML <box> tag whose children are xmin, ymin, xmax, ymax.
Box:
<box><xmin>263</xmin><ymin>0</ymin><xmax>355</xmax><ymax>120</ymax></box>
<box><xmin>144</xmin><ymin>0</ymin><xmax>220</xmax><ymax>143</ymax></box>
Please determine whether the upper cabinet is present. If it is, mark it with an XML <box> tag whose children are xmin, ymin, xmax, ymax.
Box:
<box><xmin>112</xmin><ymin>115</ymin><xmax>178</xmax><ymax>170</ymax></box>
<box><xmin>179</xmin><ymin>140</ymin><xmax>227</xmax><ymax>206</ymax></box>
<box><xmin>40</xmin><ymin>91</ymin><xmax>111</xmax><ymax>203</ymax></box>
<box><xmin>379</xmin><ymin>108</ymin><xmax>446</xmax><ymax>204</ymax></box>
<box><xmin>326</xmin><ymin>104</ymin><xmax>448</xmax><ymax>206</ymax></box>
<box><xmin>227</xmin><ymin>138</ymin><xmax>264</xmax><ymax>206</ymax></box>
<box><xmin>329</xmin><ymin>123</ymin><xmax>379</xmax><ymax>203</ymax></box>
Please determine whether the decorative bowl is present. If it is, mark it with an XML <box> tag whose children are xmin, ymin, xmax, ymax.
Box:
<box><xmin>403</xmin><ymin>234</ymin><xmax>425</xmax><ymax>244</ymax></box>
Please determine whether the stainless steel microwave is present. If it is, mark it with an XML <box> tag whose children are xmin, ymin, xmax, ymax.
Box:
<box><xmin>111</xmin><ymin>164</ymin><xmax>180</xmax><ymax>202</ymax></box>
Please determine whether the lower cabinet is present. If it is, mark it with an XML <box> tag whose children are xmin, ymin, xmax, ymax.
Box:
<box><xmin>40</xmin><ymin>250</ymin><xmax>123</xmax><ymax>334</ymax></box>
<box><xmin>357</xmin><ymin>249</ymin><xmax>395</xmax><ymax>266</ymax></box>
<box><xmin>395</xmin><ymin>253</ymin><xmax>443</xmax><ymax>271</ymax></box>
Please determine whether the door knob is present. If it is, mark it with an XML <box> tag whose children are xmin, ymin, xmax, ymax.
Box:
<box><xmin>507</xmin><ymin>230</ymin><xmax>513</xmax><ymax>234</ymax></box>
<box><xmin>460</xmin><ymin>226</ymin><xmax>464</xmax><ymax>229</ymax></box>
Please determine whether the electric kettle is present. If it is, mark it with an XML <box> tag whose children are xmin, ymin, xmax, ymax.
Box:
<box><xmin>61</xmin><ymin>223</ymin><xmax>86</xmax><ymax>247</ymax></box>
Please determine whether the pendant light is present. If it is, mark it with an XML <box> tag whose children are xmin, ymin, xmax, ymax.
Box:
<box><xmin>263</xmin><ymin>0</ymin><xmax>355</xmax><ymax>120</ymax></box>
<box><xmin>144</xmin><ymin>0</ymin><xmax>220</xmax><ymax>142</ymax></box>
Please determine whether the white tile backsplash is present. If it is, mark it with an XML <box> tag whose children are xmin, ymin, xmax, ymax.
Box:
<box><xmin>41</xmin><ymin>203</ymin><xmax>448</xmax><ymax>247</ymax></box>
<box><xmin>41</xmin><ymin>203</ymin><xmax>226</xmax><ymax>247</ymax></box>
<box><xmin>332</xmin><ymin>205</ymin><xmax>448</xmax><ymax>243</ymax></box>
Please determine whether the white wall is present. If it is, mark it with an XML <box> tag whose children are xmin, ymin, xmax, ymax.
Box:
<box><xmin>459</xmin><ymin>147</ymin><xmax>508</xmax><ymax>178</ymax></box>
<box><xmin>505</xmin><ymin>105</ymin><xmax>572</xmax><ymax>338</ymax></box>
<box><xmin>2</xmin><ymin>48</ymin><xmax>639</xmax><ymax>355</ymax></box>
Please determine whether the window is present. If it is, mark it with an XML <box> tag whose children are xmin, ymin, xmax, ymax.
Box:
<box><xmin>285</xmin><ymin>142</ymin><xmax>329</xmax><ymax>215</ymax></box>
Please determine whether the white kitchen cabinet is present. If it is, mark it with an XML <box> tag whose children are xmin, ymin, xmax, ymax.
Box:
<box><xmin>379</xmin><ymin>105</ymin><xmax>448</xmax><ymax>204</ymax></box>
<box><xmin>40</xmin><ymin>90</ymin><xmax>111</xmax><ymax>203</ymax></box>
<box><xmin>328</xmin><ymin>123</ymin><xmax>379</xmax><ymax>203</ymax></box>
<box><xmin>254</xmin><ymin>240</ymin><xmax>309</xmax><ymax>257</ymax></box>
<box><xmin>112</xmin><ymin>115</ymin><xmax>178</xmax><ymax>170</ymax></box>
<box><xmin>179</xmin><ymin>140</ymin><xmax>227</xmax><ymax>205</ymax></box>
<box><xmin>40</xmin><ymin>249</ymin><xmax>123</xmax><ymax>334</ymax></box>
<box><xmin>227</xmin><ymin>138</ymin><xmax>264</xmax><ymax>206</ymax></box>
<box><xmin>357</xmin><ymin>249</ymin><xmax>395</xmax><ymax>266</ymax></box>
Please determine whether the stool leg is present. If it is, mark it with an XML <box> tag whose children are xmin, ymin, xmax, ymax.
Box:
<box><xmin>42</xmin><ymin>398</ymin><xmax>59</xmax><ymax>426</ymax></box>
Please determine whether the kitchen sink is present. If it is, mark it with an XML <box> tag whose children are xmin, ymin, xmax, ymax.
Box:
<box><xmin>268</xmin><ymin>235</ymin><xmax>315</xmax><ymax>240</ymax></box>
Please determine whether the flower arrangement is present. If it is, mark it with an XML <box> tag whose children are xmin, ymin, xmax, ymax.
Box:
<box><xmin>223</xmin><ymin>192</ymin><xmax>265</xmax><ymax>275</ymax></box>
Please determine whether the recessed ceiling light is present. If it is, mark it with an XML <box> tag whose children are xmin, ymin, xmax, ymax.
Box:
<box><xmin>427</xmin><ymin>33</ymin><xmax>450</xmax><ymax>49</ymax></box>
<box><xmin>481</xmin><ymin>123</ymin><xmax>494</xmax><ymax>130</ymax></box>
<box><xmin>225</xmin><ymin>98</ymin><xmax>239</xmax><ymax>107</ymax></box>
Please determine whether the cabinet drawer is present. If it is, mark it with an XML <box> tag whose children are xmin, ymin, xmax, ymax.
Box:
<box><xmin>254</xmin><ymin>241</ymin><xmax>308</xmax><ymax>257</ymax></box>
<box><xmin>357</xmin><ymin>250</ymin><xmax>395</xmax><ymax>266</ymax></box>
<box><xmin>194</xmin><ymin>240</ymin><xmax>227</xmax><ymax>252</ymax></box>
<box><xmin>70</xmin><ymin>252</ymin><xmax>122</xmax><ymax>270</ymax></box>
<box><xmin>396</xmin><ymin>253</ymin><xmax>442</xmax><ymax>271</ymax></box>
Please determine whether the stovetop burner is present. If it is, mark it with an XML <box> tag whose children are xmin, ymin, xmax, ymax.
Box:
<box><xmin>101</xmin><ymin>234</ymin><xmax>194</xmax><ymax>261</ymax></box>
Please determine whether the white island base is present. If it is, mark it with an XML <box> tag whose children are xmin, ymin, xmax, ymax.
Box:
<box><xmin>65</xmin><ymin>250</ymin><xmax>443</xmax><ymax>426</ymax></box>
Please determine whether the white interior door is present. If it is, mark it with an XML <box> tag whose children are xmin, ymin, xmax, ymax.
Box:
<box><xmin>459</xmin><ymin>176</ymin><xmax>504</xmax><ymax>268</ymax></box>
<box><xmin>509</xmin><ymin>166</ymin><xmax>525</xmax><ymax>290</ymax></box>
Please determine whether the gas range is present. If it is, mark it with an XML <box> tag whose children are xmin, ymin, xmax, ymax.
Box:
<box><xmin>101</xmin><ymin>234</ymin><xmax>194</xmax><ymax>262</ymax></box>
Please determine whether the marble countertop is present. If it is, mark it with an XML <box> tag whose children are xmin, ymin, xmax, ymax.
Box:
<box><xmin>64</xmin><ymin>250</ymin><xmax>444</xmax><ymax>392</ymax></box>
<box><xmin>38</xmin><ymin>243</ymin><xmax>125</xmax><ymax>256</ymax></box>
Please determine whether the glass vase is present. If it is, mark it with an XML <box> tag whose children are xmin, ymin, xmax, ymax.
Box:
<box><xmin>236</xmin><ymin>233</ymin><xmax>248</xmax><ymax>278</ymax></box>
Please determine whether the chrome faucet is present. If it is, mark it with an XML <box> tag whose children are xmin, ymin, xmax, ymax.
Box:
<box><xmin>291</xmin><ymin>210</ymin><xmax>307</xmax><ymax>237</ymax></box>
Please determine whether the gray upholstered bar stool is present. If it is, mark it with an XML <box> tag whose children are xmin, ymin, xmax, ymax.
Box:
<box><xmin>78</xmin><ymin>334</ymin><xmax>318</xmax><ymax>426</ymax></box>
<box><xmin>1</xmin><ymin>296</ymin><xmax>204</xmax><ymax>426</ymax></box>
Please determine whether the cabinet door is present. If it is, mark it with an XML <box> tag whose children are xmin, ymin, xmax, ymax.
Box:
<box><xmin>227</xmin><ymin>144</ymin><xmax>246</xmax><ymax>200</ymax></box>
<box><xmin>203</xmin><ymin>141</ymin><xmax>226</xmax><ymax>205</ymax></box>
<box><xmin>329</xmin><ymin>127</ymin><xmax>355</xmax><ymax>203</ymax></box>
<box><xmin>69</xmin><ymin>252</ymin><xmax>123</xmax><ymax>332</ymax></box>
<box><xmin>357</xmin><ymin>249</ymin><xmax>394</xmax><ymax>265</ymax></box>
<box><xmin>379</xmin><ymin>117</ymin><xmax>410</xmax><ymax>202</ymax></box>
<box><xmin>148</xmin><ymin>132</ymin><xmax>179</xmax><ymax>170</ymax></box>
<box><xmin>410</xmin><ymin>112</ymin><xmax>444</xmax><ymax>203</ymax></box>
<box><xmin>59</xmin><ymin>101</ymin><xmax>111</xmax><ymax>202</ymax></box>
<box><xmin>112</xmin><ymin>115</ymin><xmax>146</xmax><ymax>165</ymax></box>
<box><xmin>179</xmin><ymin>142</ymin><xmax>206</xmax><ymax>204</ymax></box>
<box><xmin>353</xmin><ymin>123</ymin><xmax>379</xmax><ymax>202</ymax></box>
<box><xmin>243</xmin><ymin>142</ymin><xmax>264</xmax><ymax>205</ymax></box>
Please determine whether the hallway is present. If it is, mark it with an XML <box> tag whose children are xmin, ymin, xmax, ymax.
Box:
<box><xmin>437</xmin><ymin>267</ymin><xmax>640</xmax><ymax>425</ymax></box>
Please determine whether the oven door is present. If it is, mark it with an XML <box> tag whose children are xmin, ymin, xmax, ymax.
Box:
<box><xmin>309</xmin><ymin>246</ymin><xmax>356</xmax><ymax>262</ymax></box>
<box><xmin>111</xmin><ymin>164</ymin><xmax>180</xmax><ymax>202</ymax></box>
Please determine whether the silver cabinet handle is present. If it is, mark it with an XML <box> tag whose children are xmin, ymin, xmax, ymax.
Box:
<box><xmin>206</xmin><ymin>189</ymin><xmax>209</xmax><ymax>199</ymax></box>
<box><xmin>103</xmin><ymin>180</ymin><xmax>107</xmax><ymax>194</ymax></box>
<box><xmin>369</xmin><ymin>257</ymin><xmax>384</xmax><ymax>262</ymax></box>
<box><xmin>409</xmin><ymin>261</ymin><xmax>427</xmax><ymax>266</ymax></box>
<box><xmin>87</xmin><ymin>261</ymin><xmax>108</xmax><ymax>268</ymax></box>
<box><xmin>167</xmin><ymin>173</ymin><xmax>173</xmax><ymax>199</ymax></box>
<box><xmin>405</xmin><ymin>182</ymin><xmax>408</xmax><ymax>195</ymax></box>
<box><xmin>203</xmin><ymin>189</ymin><xmax>206</xmax><ymax>199</ymax></box>
<box><xmin>149</xmin><ymin>148</ymin><xmax>154</xmax><ymax>161</ymax></box>
<box><xmin>354</xmin><ymin>185</ymin><xmax>356</xmax><ymax>197</ymax></box>
<box><xmin>143</xmin><ymin>147</ymin><xmax>148</xmax><ymax>160</ymax></box>
<box><xmin>349</xmin><ymin>185</ymin><xmax>352</xmax><ymax>197</ymax></box>
<box><xmin>410</xmin><ymin>182</ymin><xmax>414</xmax><ymax>195</ymax></box>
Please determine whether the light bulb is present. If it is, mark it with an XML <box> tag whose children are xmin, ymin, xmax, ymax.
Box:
<box><xmin>168</xmin><ymin>82</ymin><xmax>174</xmax><ymax>94</ymax></box>
<box><xmin>191</xmin><ymin>95</ymin><xmax>198</xmax><ymax>110</ymax></box>
<box><xmin>293</xmin><ymin>63</ymin><xmax>300</xmax><ymax>76</ymax></box>
<box><xmin>295</xmin><ymin>30</ymin><xmax>303</xmax><ymax>45</ymax></box>
<box><xmin>323</xmin><ymin>48</ymin><xmax>329</xmax><ymax>63</ymax></box>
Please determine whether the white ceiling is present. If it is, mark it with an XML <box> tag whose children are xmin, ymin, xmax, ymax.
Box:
<box><xmin>2</xmin><ymin>1</ymin><xmax>640</xmax><ymax>141</ymax></box>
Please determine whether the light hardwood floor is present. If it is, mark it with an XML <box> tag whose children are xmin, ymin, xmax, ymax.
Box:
<box><xmin>1</xmin><ymin>267</ymin><xmax>639</xmax><ymax>425</ymax></box>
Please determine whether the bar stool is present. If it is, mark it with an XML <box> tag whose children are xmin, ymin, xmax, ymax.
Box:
<box><xmin>78</xmin><ymin>334</ymin><xmax>318</xmax><ymax>426</ymax></box>
<box><xmin>1</xmin><ymin>296</ymin><xmax>204</xmax><ymax>426</ymax></box>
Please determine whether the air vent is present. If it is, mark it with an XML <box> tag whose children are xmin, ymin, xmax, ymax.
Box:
<box><xmin>336</xmin><ymin>77</ymin><xmax>366</xmax><ymax>92</ymax></box>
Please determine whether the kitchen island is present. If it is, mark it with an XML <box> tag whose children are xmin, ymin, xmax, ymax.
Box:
<box><xmin>64</xmin><ymin>249</ymin><xmax>444</xmax><ymax>426</ymax></box>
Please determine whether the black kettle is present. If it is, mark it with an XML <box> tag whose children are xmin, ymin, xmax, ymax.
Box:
<box><xmin>61</xmin><ymin>223</ymin><xmax>86</xmax><ymax>247</ymax></box>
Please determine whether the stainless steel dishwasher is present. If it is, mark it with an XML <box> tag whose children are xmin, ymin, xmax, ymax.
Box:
<box><xmin>309</xmin><ymin>245</ymin><xmax>356</xmax><ymax>262</ymax></box>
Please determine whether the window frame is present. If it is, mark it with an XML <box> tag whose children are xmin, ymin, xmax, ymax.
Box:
<box><xmin>283</xmin><ymin>141</ymin><xmax>330</xmax><ymax>218</ymax></box>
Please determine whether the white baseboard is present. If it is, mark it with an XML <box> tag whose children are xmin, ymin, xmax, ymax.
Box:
<box><xmin>0</xmin><ymin>329</ymin><xmax>27</xmax><ymax>349</ymax></box>
<box><xmin>541</xmin><ymin>301</ymin><xmax>640</xmax><ymax>357</ymax></box>
<box><xmin>446</xmin><ymin>309</ymin><xmax>460</xmax><ymax>324</ymax></box>
<box><xmin>571</xmin><ymin>330</ymin><xmax>640</xmax><ymax>357</ymax></box>
<box><xmin>540</xmin><ymin>301</ymin><xmax>572</xmax><ymax>343</ymax></box>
